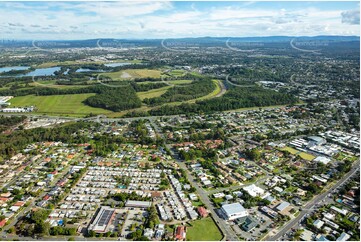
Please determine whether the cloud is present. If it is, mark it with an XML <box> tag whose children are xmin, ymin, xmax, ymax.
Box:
<box><xmin>0</xmin><ymin>1</ymin><xmax>359</xmax><ymax>39</ymax></box>
<box><xmin>341</xmin><ymin>9</ymin><xmax>360</xmax><ymax>25</ymax></box>
<box><xmin>8</xmin><ymin>22</ymin><xmax>24</xmax><ymax>27</ymax></box>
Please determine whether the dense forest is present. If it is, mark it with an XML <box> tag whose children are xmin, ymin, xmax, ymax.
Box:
<box><xmin>0</xmin><ymin>122</ymin><xmax>93</xmax><ymax>160</ymax></box>
<box><xmin>148</xmin><ymin>86</ymin><xmax>297</xmax><ymax>116</ymax></box>
<box><xmin>0</xmin><ymin>115</ymin><xmax>27</xmax><ymax>132</ymax></box>
<box><xmin>0</xmin><ymin>121</ymin><xmax>130</xmax><ymax>160</ymax></box>
<box><xmin>0</xmin><ymin>82</ymin><xmax>167</xmax><ymax>97</ymax></box>
<box><xmin>84</xmin><ymin>86</ymin><xmax>142</xmax><ymax>112</ymax></box>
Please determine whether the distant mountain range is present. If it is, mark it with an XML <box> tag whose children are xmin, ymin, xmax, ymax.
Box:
<box><xmin>0</xmin><ymin>36</ymin><xmax>359</xmax><ymax>48</ymax></box>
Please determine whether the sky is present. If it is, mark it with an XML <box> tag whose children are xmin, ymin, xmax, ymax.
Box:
<box><xmin>0</xmin><ymin>1</ymin><xmax>359</xmax><ymax>40</ymax></box>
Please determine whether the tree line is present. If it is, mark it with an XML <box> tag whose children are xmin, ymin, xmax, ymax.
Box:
<box><xmin>148</xmin><ymin>86</ymin><xmax>297</xmax><ymax>116</ymax></box>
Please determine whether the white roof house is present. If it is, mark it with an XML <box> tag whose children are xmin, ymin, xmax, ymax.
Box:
<box><xmin>243</xmin><ymin>184</ymin><xmax>266</xmax><ymax>198</ymax></box>
<box><xmin>221</xmin><ymin>203</ymin><xmax>248</xmax><ymax>220</ymax></box>
<box><xmin>313</xmin><ymin>219</ymin><xmax>325</xmax><ymax>229</ymax></box>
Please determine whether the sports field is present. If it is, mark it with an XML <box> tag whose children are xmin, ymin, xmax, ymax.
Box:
<box><xmin>186</xmin><ymin>217</ymin><xmax>223</xmax><ymax>241</ymax></box>
<box><xmin>9</xmin><ymin>94</ymin><xmax>110</xmax><ymax>116</ymax></box>
<box><xmin>280</xmin><ymin>146</ymin><xmax>315</xmax><ymax>161</ymax></box>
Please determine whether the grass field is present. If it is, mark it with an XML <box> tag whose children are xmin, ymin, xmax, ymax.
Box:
<box><xmin>186</xmin><ymin>217</ymin><xmax>223</xmax><ymax>241</ymax></box>
<box><xmin>280</xmin><ymin>146</ymin><xmax>315</xmax><ymax>161</ymax></box>
<box><xmin>30</xmin><ymin>81</ymin><xmax>87</xmax><ymax>89</ymax></box>
<box><xmin>168</xmin><ymin>69</ymin><xmax>186</xmax><ymax>77</ymax></box>
<box><xmin>9</xmin><ymin>94</ymin><xmax>110</xmax><ymax>117</ymax></box>
<box><xmin>104</xmin><ymin>69</ymin><xmax>161</xmax><ymax>80</ymax></box>
<box><xmin>167</xmin><ymin>79</ymin><xmax>193</xmax><ymax>85</ymax></box>
<box><xmin>137</xmin><ymin>86</ymin><xmax>171</xmax><ymax>100</ymax></box>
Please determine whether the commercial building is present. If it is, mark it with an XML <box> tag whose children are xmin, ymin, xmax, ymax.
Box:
<box><xmin>88</xmin><ymin>206</ymin><xmax>115</xmax><ymax>233</ymax></box>
<box><xmin>243</xmin><ymin>184</ymin><xmax>266</xmax><ymax>198</ymax></box>
<box><xmin>275</xmin><ymin>201</ymin><xmax>291</xmax><ymax>213</ymax></box>
<box><xmin>125</xmin><ymin>200</ymin><xmax>152</xmax><ymax>208</ymax></box>
<box><xmin>221</xmin><ymin>203</ymin><xmax>248</xmax><ymax>220</ymax></box>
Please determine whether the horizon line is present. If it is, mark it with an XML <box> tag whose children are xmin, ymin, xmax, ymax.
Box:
<box><xmin>2</xmin><ymin>35</ymin><xmax>360</xmax><ymax>42</ymax></box>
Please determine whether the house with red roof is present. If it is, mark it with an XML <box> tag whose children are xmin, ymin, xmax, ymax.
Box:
<box><xmin>197</xmin><ymin>207</ymin><xmax>208</xmax><ymax>218</ymax></box>
<box><xmin>0</xmin><ymin>219</ymin><xmax>6</xmax><ymax>228</ymax></box>
<box><xmin>175</xmin><ymin>226</ymin><xmax>186</xmax><ymax>241</ymax></box>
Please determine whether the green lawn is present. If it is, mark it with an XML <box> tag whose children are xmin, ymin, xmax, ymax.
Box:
<box><xmin>280</xmin><ymin>146</ymin><xmax>315</xmax><ymax>161</ymax></box>
<box><xmin>191</xmin><ymin>200</ymin><xmax>204</xmax><ymax>207</ymax></box>
<box><xmin>284</xmin><ymin>186</ymin><xmax>298</xmax><ymax>193</ymax></box>
<box><xmin>186</xmin><ymin>217</ymin><xmax>223</xmax><ymax>241</ymax></box>
<box><xmin>9</xmin><ymin>94</ymin><xmax>110</xmax><ymax>117</ymax></box>
<box><xmin>298</xmin><ymin>152</ymin><xmax>315</xmax><ymax>161</ymax></box>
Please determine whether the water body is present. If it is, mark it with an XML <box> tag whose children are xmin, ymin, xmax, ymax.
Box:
<box><xmin>75</xmin><ymin>68</ymin><xmax>105</xmax><ymax>73</ymax></box>
<box><xmin>23</xmin><ymin>67</ymin><xmax>61</xmax><ymax>76</ymax></box>
<box><xmin>0</xmin><ymin>66</ymin><xmax>30</xmax><ymax>73</ymax></box>
<box><xmin>104</xmin><ymin>62</ymin><xmax>131</xmax><ymax>67</ymax></box>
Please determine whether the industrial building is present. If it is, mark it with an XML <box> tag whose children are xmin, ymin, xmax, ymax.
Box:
<box><xmin>88</xmin><ymin>206</ymin><xmax>116</xmax><ymax>233</ymax></box>
<box><xmin>221</xmin><ymin>202</ymin><xmax>248</xmax><ymax>220</ymax></box>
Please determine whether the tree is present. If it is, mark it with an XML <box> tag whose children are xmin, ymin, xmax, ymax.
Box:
<box><xmin>246</xmin><ymin>148</ymin><xmax>261</xmax><ymax>161</ymax></box>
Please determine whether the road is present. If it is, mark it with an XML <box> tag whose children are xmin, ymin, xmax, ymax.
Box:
<box><xmin>1</xmin><ymin>165</ymin><xmax>72</xmax><ymax>236</ymax></box>
<box><xmin>164</xmin><ymin>144</ymin><xmax>238</xmax><ymax>241</ymax></box>
<box><xmin>215</xmin><ymin>80</ymin><xmax>227</xmax><ymax>98</ymax></box>
<box><xmin>266</xmin><ymin>160</ymin><xmax>360</xmax><ymax>241</ymax></box>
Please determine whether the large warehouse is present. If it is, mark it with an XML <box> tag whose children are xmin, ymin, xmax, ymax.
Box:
<box><xmin>221</xmin><ymin>203</ymin><xmax>249</xmax><ymax>220</ymax></box>
<box><xmin>88</xmin><ymin>206</ymin><xmax>116</xmax><ymax>233</ymax></box>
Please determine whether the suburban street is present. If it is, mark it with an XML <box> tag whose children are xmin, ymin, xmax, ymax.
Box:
<box><xmin>266</xmin><ymin>160</ymin><xmax>360</xmax><ymax>241</ymax></box>
<box><xmin>1</xmin><ymin>165</ymin><xmax>72</xmax><ymax>238</ymax></box>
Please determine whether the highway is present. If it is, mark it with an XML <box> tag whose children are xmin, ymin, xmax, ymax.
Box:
<box><xmin>266</xmin><ymin>160</ymin><xmax>360</xmax><ymax>241</ymax></box>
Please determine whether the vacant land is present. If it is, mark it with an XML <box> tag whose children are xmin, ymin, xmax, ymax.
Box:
<box><xmin>186</xmin><ymin>217</ymin><xmax>223</xmax><ymax>241</ymax></box>
<box><xmin>105</xmin><ymin>69</ymin><xmax>161</xmax><ymax>80</ymax></box>
<box><xmin>10</xmin><ymin>94</ymin><xmax>110</xmax><ymax>116</ymax></box>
